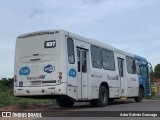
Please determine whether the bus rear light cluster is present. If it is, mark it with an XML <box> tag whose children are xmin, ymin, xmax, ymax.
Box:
<box><xmin>14</xmin><ymin>75</ymin><xmax>17</xmax><ymax>82</ymax></box>
<box><xmin>59</xmin><ymin>76</ymin><xmax>62</xmax><ymax>80</ymax></box>
<box><xmin>58</xmin><ymin>72</ymin><xmax>62</xmax><ymax>80</ymax></box>
<box><xmin>58</xmin><ymin>72</ymin><xmax>62</xmax><ymax>83</ymax></box>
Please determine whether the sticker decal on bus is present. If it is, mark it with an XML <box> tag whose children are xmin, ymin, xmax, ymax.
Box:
<box><xmin>19</xmin><ymin>66</ymin><xmax>30</xmax><ymax>76</ymax></box>
<box><xmin>19</xmin><ymin>81</ymin><xmax>23</xmax><ymax>87</ymax></box>
<box><xmin>69</xmin><ymin>68</ymin><xmax>76</xmax><ymax>77</ymax></box>
<box><xmin>27</xmin><ymin>75</ymin><xmax>45</xmax><ymax>80</ymax></box>
<box><xmin>44</xmin><ymin>64</ymin><xmax>55</xmax><ymax>73</ymax></box>
<box><xmin>107</xmin><ymin>75</ymin><xmax>119</xmax><ymax>80</ymax></box>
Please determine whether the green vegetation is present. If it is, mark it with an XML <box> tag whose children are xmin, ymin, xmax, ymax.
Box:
<box><xmin>0</xmin><ymin>78</ymin><xmax>54</xmax><ymax>109</ymax></box>
<box><xmin>150</xmin><ymin>63</ymin><xmax>160</xmax><ymax>81</ymax></box>
<box><xmin>144</xmin><ymin>95</ymin><xmax>160</xmax><ymax>100</ymax></box>
<box><xmin>144</xmin><ymin>91</ymin><xmax>160</xmax><ymax>100</ymax></box>
<box><xmin>149</xmin><ymin>63</ymin><xmax>160</xmax><ymax>99</ymax></box>
<box><xmin>154</xmin><ymin>64</ymin><xmax>160</xmax><ymax>78</ymax></box>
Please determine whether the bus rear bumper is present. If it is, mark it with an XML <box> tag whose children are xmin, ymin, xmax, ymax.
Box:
<box><xmin>14</xmin><ymin>84</ymin><xmax>66</xmax><ymax>97</ymax></box>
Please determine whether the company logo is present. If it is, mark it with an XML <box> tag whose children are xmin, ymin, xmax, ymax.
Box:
<box><xmin>69</xmin><ymin>69</ymin><xmax>76</xmax><ymax>77</ymax></box>
<box><xmin>107</xmin><ymin>75</ymin><xmax>119</xmax><ymax>80</ymax></box>
<box><xmin>2</xmin><ymin>112</ymin><xmax>11</xmax><ymax>117</ymax></box>
<box><xmin>44</xmin><ymin>64</ymin><xmax>55</xmax><ymax>73</ymax></box>
<box><xmin>2</xmin><ymin>112</ymin><xmax>42</xmax><ymax>118</ymax></box>
<box><xmin>19</xmin><ymin>67</ymin><xmax>30</xmax><ymax>76</ymax></box>
<box><xmin>27</xmin><ymin>75</ymin><xmax>45</xmax><ymax>80</ymax></box>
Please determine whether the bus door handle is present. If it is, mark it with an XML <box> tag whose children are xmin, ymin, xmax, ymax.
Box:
<box><xmin>83</xmin><ymin>85</ymin><xmax>86</xmax><ymax>87</ymax></box>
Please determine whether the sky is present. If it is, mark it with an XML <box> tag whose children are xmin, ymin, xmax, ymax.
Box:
<box><xmin>0</xmin><ymin>0</ymin><xmax>160</xmax><ymax>78</ymax></box>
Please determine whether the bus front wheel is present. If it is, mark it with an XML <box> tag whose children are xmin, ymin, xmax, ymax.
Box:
<box><xmin>134</xmin><ymin>88</ymin><xmax>144</xmax><ymax>102</ymax></box>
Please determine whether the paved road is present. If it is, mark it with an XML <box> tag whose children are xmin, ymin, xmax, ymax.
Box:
<box><xmin>1</xmin><ymin>101</ymin><xmax>159</xmax><ymax>120</ymax></box>
<box><xmin>35</xmin><ymin>100</ymin><xmax>160</xmax><ymax>120</ymax></box>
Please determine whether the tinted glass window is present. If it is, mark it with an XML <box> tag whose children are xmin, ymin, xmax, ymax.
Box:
<box><xmin>135</xmin><ymin>60</ymin><xmax>141</xmax><ymax>75</ymax></box>
<box><xmin>140</xmin><ymin>66</ymin><xmax>148</xmax><ymax>79</ymax></box>
<box><xmin>118</xmin><ymin>59</ymin><xmax>124</xmax><ymax>77</ymax></box>
<box><xmin>91</xmin><ymin>45</ymin><xmax>102</xmax><ymax>69</ymax></box>
<box><xmin>77</xmin><ymin>49</ymin><xmax>80</xmax><ymax>72</ymax></box>
<box><xmin>101</xmin><ymin>49</ymin><xmax>115</xmax><ymax>71</ymax></box>
<box><xmin>82</xmin><ymin>51</ymin><xmax>87</xmax><ymax>73</ymax></box>
<box><xmin>67</xmin><ymin>38</ymin><xmax>75</xmax><ymax>64</ymax></box>
<box><xmin>126</xmin><ymin>56</ymin><xmax>136</xmax><ymax>74</ymax></box>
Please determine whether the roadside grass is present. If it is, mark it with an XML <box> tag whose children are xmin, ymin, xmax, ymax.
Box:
<box><xmin>144</xmin><ymin>92</ymin><xmax>160</xmax><ymax>100</ymax></box>
<box><xmin>0</xmin><ymin>83</ymin><xmax>55</xmax><ymax>109</ymax></box>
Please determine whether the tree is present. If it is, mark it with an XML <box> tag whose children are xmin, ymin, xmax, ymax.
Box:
<box><xmin>150</xmin><ymin>70</ymin><xmax>155</xmax><ymax>81</ymax></box>
<box><xmin>0</xmin><ymin>78</ymin><xmax>13</xmax><ymax>89</ymax></box>
<box><xmin>154</xmin><ymin>64</ymin><xmax>160</xmax><ymax>78</ymax></box>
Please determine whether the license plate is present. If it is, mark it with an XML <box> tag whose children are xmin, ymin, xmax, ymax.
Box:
<box><xmin>30</xmin><ymin>81</ymin><xmax>41</xmax><ymax>85</ymax></box>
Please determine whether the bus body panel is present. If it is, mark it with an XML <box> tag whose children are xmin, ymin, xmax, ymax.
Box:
<box><xmin>14</xmin><ymin>29</ymin><xmax>150</xmax><ymax>103</ymax></box>
<box><xmin>14</xmin><ymin>30</ymin><xmax>68</xmax><ymax>97</ymax></box>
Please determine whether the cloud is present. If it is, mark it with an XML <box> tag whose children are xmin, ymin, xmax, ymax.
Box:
<box><xmin>82</xmin><ymin>0</ymin><xmax>108</xmax><ymax>4</ymax></box>
<box><xmin>0</xmin><ymin>0</ymin><xmax>160</xmax><ymax>78</ymax></box>
<box><xmin>29</xmin><ymin>8</ymin><xmax>45</xmax><ymax>18</ymax></box>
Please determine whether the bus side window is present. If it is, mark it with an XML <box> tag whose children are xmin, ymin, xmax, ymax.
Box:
<box><xmin>135</xmin><ymin>60</ymin><xmax>141</xmax><ymax>75</ymax></box>
<box><xmin>67</xmin><ymin>38</ymin><xmax>75</xmax><ymax>64</ymax></box>
<box><xmin>77</xmin><ymin>49</ymin><xmax>80</xmax><ymax>72</ymax></box>
<box><xmin>140</xmin><ymin>66</ymin><xmax>147</xmax><ymax>79</ymax></box>
<box><xmin>101</xmin><ymin>49</ymin><xmax>115</xmax><ymax>71</ymax></box>
<box><xmin>118</xmin><ymin>59</ymin><xmax>124</xmax><ymax>77</ymax></box>
<box><xmin>91</xmin><ymin>45</ymin><xmax>102</xmax><ymax>69</ymax></box>
<box><xmin>82</xmin><ymin>51</ymin><xmax>87</xmax><ymax>73</ymax></box>
<box><xmin>126</xmin><ymin>56</ymin><xmax>136</xmax><ymax>74</ymax></box>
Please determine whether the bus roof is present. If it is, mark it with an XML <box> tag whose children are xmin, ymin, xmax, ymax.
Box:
<box><xmin>17</xmin><ymin>29</ymin><xmax>142</xmax><ymax>58</ymax></box>
<box><xmin>67</xmin><ymin>30</ymin><xmax>134</xmax><ymax>57</ymax></box>
<box><xmin>134</xmin><ymin>55</ymin><xmax>147</xmax><ymax>62</ymax></box>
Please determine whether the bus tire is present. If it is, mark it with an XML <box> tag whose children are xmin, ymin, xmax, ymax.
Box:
<box><xmin>95</xmin><ymin>86</ymin><xmax>108</xmax><ymax>107</ymax></box>
<box><xmin>134</xmin><ymin>88</ymin><xmax>144</xmax><ymax>102</ymax></box>
<box><xmin>56</xmin><ymin>96</ymin><xmax>74</xmax><ymax>107</ymax></box>
<box><xmin>108</xmin><ymin>98</ymin><xmax>114</xmax><ymax>103</ymax></box>
<box><xmin>90</xmin><ymin>99</ymin><xmax>97</xmax><ymax>107</ymax></box>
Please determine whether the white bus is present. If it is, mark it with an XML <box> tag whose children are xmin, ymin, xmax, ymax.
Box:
<box><xmin>14</xmin><ymin>29</ymin><xmax>149</xmax><ymax>107</ymax></box>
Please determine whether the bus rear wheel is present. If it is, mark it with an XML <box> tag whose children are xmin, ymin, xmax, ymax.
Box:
<box><xmin>90</xmin><ymin>99</ymin><xmax>97</xmax><ymax>107</ymax></box>
<box><xmin>56</xmin><ymin>96</ymin><xmax>74</xmax><ymax>107</ymax></box>
<box><xmin>95</xmin><ymin>86</ymin><xmax>108</xmax><ymax>107</ymax></box>
<box><xmin>108</xmin><ymin>98</ymin><xmax>115</xmax><ymax>103</ymax></box>
<box><xmin>134</xmin><ymin>88</ymin><xmax>144</xmax><ymax>102</ymax></box>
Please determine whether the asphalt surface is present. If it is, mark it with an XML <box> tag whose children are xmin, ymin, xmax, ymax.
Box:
<box><xmin>35</xmin><ymin>100</ymin><xmax>160</xmax><ymax>120</ymax></box>
<box><xmin>1</xmin><ymin>100</ymin><xmax>159</xmax><ymax>120</ymax></box>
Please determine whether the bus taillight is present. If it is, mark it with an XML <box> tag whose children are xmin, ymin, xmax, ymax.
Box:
<box><xmin>14</xmin><ymin>75</ymin><xmax>17</xmax><ymax>82</ymax></box>
<box><xmin>58</xmin><ymin>72</ymin><xmax>62</xmax><ymax>81</ymax></box>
